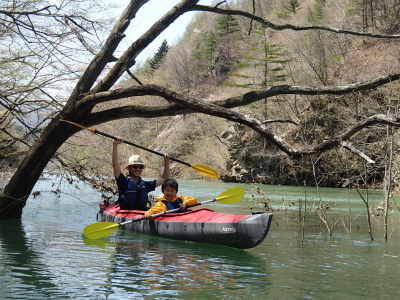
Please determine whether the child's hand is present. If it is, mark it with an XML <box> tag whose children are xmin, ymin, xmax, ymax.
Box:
<box><xmin>144</xmin><ymin>212</ymin><xmax>154</xmax><ymax>220</ymax></box>
<box><xmin>179</xmin><ymin>202</ymin><xmax>186</xmax><ymax>212</ymax></box>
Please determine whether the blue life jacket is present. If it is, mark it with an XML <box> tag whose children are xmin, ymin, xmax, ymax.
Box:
<box><xmin>162</xmin><ymin>197</ymin><xmax>183</xmax><ymax>211</ymax></box>
<box><xmin>121</xmin><ymin>178</ymin><xmax>148</xmax><ymax>210</ymax></box>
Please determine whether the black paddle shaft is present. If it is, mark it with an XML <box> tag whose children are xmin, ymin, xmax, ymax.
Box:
<box><xmin>119</xmin><ymin>199</ymin><xmax>216</xmax><ymax>226</ymax></box>
<box><xmin>94</xmin><ymin>129</ymin><xmax>191</xmax><ymax>167</ymax></box>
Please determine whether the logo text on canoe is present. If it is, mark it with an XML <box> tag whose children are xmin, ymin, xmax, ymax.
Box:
<box><xmin>221</xmin><ymin>227</ymin><xmax>236</xmax><ymax>233</ymax></box>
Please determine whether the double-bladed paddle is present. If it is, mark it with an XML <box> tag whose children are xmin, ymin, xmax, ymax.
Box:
<box><xmin>83</xmin><ymin>186</ymin><xmax>244</xmax><ymax>239</ymax></box>
<box><xmin>60</xmin><ymin>119</ymin><xmax>218</xmax><ymax>179</ymax></box>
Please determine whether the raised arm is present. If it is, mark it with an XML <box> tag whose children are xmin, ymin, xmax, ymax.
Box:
<box><xmin>155</xmin><ymin>153</ymin><xmax>170</xmax><ymax>187</ymax></box>
<box><xmin>112</xmin><ymin>137</ymin><xmax>124</xmax><ymax>179</ymax></box>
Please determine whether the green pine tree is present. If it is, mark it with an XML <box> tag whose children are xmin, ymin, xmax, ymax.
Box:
<box><xmin>149</xmin><ymin>39</ymin><xmax>170</xmax><ymax>71</ymax></box>
<box><xmin>192</xmin><ymin>30</ymin><xmax>220</xmax><ymax>78</ymax></box>
<box><xmin>307</xmin><ymin>0</ymin><xmax>325</xmax><ymax>23</ymax></box>
<box><xmin>215</xmin><ymin>14</ymin><xmax>240</xmax><ymax>38</ymax></box>
<box><xmin>192</xmin><ymin>13</ymin><xmax>240</xmax><ymax>79</ymax></box>
<box><xmin>214</xmin><ymin>14</ymin><xmax>240</xmax><ymax>61</ymax></box>
<box><xmin>227</xmin><ymin>24</ymin><xmax>291</xmax><ymax>88</ymax></box>
<box><xmin>203</xmin><ymin>31</ymin><xmax>218</xmax><ymax>65</ymax></box>
<box><xmin>277</xmin><ymin>0</ymin><xmax>302</xmax><ymax>19</ymax></box>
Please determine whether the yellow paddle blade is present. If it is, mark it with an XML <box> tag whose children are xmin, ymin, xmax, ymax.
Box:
<box><xmin>83</xmin><ymin>222</ymin><xmax>120</xmax><ymax>239</ymax></box>
<box><xmin>215</xmin><ymin>187</ymin><xmax>245</xmax><ymax>204</ymax></box>
<box><xmin>191</xmin><ymin>164</ymin><xmax>219</xmax><ymax>179</ymax></box>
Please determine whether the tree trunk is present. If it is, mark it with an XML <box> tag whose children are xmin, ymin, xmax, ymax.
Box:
<box><xmin>0</xmin><ymin>112</ymin><xmax>81</xmax><ymax>218</ymax></box>
<box><xmin>0</xmin><ymin>0</ymin><xmax>200</xmax><ymax>219</ymax></box>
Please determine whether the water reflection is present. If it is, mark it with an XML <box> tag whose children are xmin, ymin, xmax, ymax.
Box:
<box><xmin>0</xmin><ymin>219</ymin><xmax>62</xmax><ymax>299</ymax></box>
<box><xmin>86</xmin><ymin>232</ymin><xmax>273</xmax><ymax>299</ymax></box>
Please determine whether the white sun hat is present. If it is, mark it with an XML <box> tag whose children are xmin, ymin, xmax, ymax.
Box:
<box><xmin>125</xmin><ymin>154</ymin><xmax>146</xmax><ymax>170</ymax></box>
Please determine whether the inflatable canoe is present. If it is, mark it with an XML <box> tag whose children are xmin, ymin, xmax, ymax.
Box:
<box><xmin>99</xmin><ymin>203</ymin><xmax>273</xmax><ymax>249</ymax></box>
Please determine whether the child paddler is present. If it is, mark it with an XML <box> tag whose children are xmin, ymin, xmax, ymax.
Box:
<box><xmin>144</xmin><ymin>179</ymin><xmax>197</xmax><ymax>219</ymax></box>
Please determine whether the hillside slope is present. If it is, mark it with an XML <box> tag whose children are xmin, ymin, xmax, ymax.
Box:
<box><xmin>61</xmin><ymin>0</ymin><xmax>400</xmax><ymax>190</ymax></box>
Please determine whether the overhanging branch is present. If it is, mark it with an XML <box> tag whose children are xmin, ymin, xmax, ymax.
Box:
<box><xmin>192</xmin><ymin>4</ymin><xmax>400</xmax><ymax>39</ymax></box>
<box><xmin>79</xmin><ymin>79</ymin><xmax>400</xmax><ymax>162</ymax></box>
<box><xmin>79</xmin><ymin>73</ymin><xmax>400</xmax><ymax>108</ymax></box>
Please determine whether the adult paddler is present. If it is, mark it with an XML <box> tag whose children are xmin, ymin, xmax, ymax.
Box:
<box><xmin>113</xmin><ymin>137</ymin><xmax>170</xmax><ymax>210</ymax></box>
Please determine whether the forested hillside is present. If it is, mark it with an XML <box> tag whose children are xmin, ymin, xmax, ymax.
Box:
<box><xmin>62</xmin><ymin>0</ymin><xmax>400</xmax><ymax>190</ymax></box>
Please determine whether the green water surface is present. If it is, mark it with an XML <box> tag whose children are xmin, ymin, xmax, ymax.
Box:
<box><xmin>0</xmin><ymin>177</ymin><xmax>399</xmax><ymax>299</ymax></box>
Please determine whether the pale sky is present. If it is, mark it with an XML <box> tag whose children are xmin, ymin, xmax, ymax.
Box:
<box><xmin>108</xmin><ymin>0</ymin><xmax>213</xmax><ymax>65</ymax></box>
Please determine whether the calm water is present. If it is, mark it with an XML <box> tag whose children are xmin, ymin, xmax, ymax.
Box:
<box><xmin>1</xmin><ymin>176</ymin><xmax>399</xmax><ymax>299</ymax></box>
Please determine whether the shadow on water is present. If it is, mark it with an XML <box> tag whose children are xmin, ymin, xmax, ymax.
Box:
<box><xmin>0</xmin><ymin>219</ymin><xmax>67</xmax><ymax>299</ymax></box>
<box><xmin>82</xmin><ymin>231</ymin><xmax>273</xmax><ymax>299</ymax></box>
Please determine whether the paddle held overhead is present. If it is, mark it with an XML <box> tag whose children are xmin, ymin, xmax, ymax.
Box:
<box><xmin>61</xmin><ymin>120</ymin><xmax>218</xmax><ymax>179</ymax></box>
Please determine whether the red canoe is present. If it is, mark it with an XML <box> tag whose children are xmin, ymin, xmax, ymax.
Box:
<box><xmin>99</xmin><ymin>203</ymin><xmax>273</xmax><ymax>249</ymax></box>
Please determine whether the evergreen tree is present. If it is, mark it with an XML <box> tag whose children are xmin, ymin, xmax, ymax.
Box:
<box><xmin>192</xmin><ymin>30</ymin><xmax>219</xmax><ymax>78</ymax></box>
<box><xmin>214</xmin><ymin>14</ymin><xmax>240</xmax><ymax>61</ymax></box>
<box><xmin>215</xmin><ymin>14</ymin><xmax>240</xmax><ymax>38</ymax></box>
<box><xmin>149</xmin><ymin>39</ymin><xmax>169</xmax><ymax>71</ymax></box>
<box><xmin>261</xmin><ymin>43</ymin><xmax>291</xmax><ymax>84</ymax></box>
<box><xmin>277</xmin><ymin>0</ymin><xmax>302</xmax><ymax>19</ymax></box>
<box><xmin>227</xmin><ymin>24</ymin><xmax>291</xmax><ymax>88</ymax></box>
<box><xmin>203</xmin><ymin>31</ymin><xmax>218</xmax><ymax>67</ymax></box>
<box><xmin>307</xmin><ymin>0</ymin><xmax>325</xmax><ymax>23</ymax></box>
<box><xmin>192</xmin><ymin>13</ymin><xmax>240</xmax><ymax>79</ymax></box>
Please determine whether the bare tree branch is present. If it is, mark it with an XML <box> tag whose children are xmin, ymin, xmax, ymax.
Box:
<box><xmin>69</xmin><ymin>75</ymin><xmax>400</xmax><ymax>161</ymax></box>
<box><xmin>341</xmin><ymin>141</ymin><xmax>375</xmax><ymax>164</ymax></box>
<box><xmin>76</xmin><ymin>73</ymin><xmax>400</xmax><ymax>109</ymax></box>
<box><xmin>192</xmin><ymin>4</ymin><xmax>400</xmax><ymax>39</ymax></box>
<box><xmin>89</xmin><ymin>0</ymin><xmax>200</xmax><ymax>94</ymax></box>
